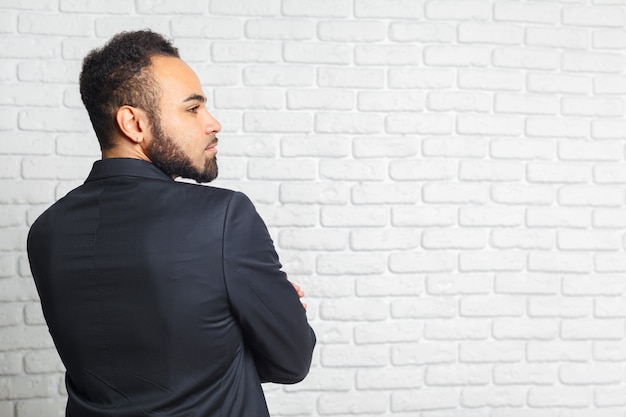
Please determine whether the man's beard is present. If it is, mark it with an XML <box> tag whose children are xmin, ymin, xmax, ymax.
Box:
<box><xmin>146</xmin><ymin>117</ymin><xmax>218</xmax><ymax>183</ymax></box>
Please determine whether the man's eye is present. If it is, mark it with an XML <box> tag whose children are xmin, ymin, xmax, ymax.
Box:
<box><xmin>188</xmin><ymin>106</ymin><xmax>199</xmax><ymax>113</ymax></box>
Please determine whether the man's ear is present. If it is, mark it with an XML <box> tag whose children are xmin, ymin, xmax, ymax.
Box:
<box><xmin>115</xmin><ymin>106</ymin><xmax>149</xmax><ymax>144</ymax></box>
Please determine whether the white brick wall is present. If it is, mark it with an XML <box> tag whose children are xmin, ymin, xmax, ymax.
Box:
<box><xmin>2</xmin><ymin>0</ymin><xmax>626</xmax><ymax>415</ymax></box>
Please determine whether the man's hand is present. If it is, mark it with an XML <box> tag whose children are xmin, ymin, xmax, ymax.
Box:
<box><xmin>290</xmin><ymin>280</ymin><xmax>307</xmax><ymax>310</ymax></box>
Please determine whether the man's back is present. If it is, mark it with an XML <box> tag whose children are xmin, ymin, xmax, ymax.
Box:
<box><xmin>27</xmin><ymin>158</ymin><xmax>315</xmax><ymax>417</ymax></box>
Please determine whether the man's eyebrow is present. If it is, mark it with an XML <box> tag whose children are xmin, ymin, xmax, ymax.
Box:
<box><xmin>183</xmin><ymin>94</ymin><xmax>206</xmax><ymax>103</ymax></box>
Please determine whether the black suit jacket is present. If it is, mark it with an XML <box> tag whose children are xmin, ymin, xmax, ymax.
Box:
<box><xmin>27</xmin><ymin>158</ymin><xmax>316</xmax><ymax>417</ymax></box>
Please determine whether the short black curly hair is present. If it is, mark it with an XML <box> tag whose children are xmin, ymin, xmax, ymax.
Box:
<box><xmin>79</xmin><ymin>30</ymin><xmax>179</xmax><ymax>150</ymax></box>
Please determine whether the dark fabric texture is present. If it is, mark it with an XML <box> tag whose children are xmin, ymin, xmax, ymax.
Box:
<box><xmin>27</xmin><ymin>158</ymin><xmax>316</xmax><ymax>417</ymax></box>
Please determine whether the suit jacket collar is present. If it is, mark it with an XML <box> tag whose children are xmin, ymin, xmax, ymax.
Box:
<box><xmin>85</xmin><ymin>158</ymin><xmax>173</xmax><ymax>183</ymax></box>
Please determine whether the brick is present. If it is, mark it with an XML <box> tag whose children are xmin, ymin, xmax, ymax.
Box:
<box><xmin>318</xmin><ymin>20</ymin><xmax>385</xmax><ymax>42</ymax></box>
<box><xmin>214</xmin><ymin>88</ymin><xmax>283</xmax><ymax>110</ymax></box>
<box><xmin>594</xmin><ymin>341</ymin><xmax>626</xmax><ymax>361</ymax></box>
<box><xmin>529</xmin><ymin>252</ymin><xmax>592</xmax><ymax>273</ymax></box>
<box><xmin>425</xmin><ymin>0</ymin><xmax>490</xmax><ymax>20</ymax></box>
<box><xmin>596</xmin><ymin>296</ymin><xmax>626</xmax><ymax>318</ymax></box>
<box><xmin>594</xmin><ymin>75</ymin><xmax>626</xmax><ymax>94</ymax></box>
<box><xmin>188</xmin><ymin>64</ymin><xmax>241</xmax><ymax>86</ymax></box>
<box><xmin>0</xmin><ymin>303</ymin><xmax>22</xmax><ymax>327</ymax></box>
<box><xmin>424</xmin><ymin>319</ymin><xmax>490</xmax><ymax>341</ymax></box>
<box><xmin>216</xmin><ymin>134</ymin><xmax>278</xmax><ymax>158</ymax></box>
<box><xmin>526</xmin><ymin>207</ymin><xmax>590</xmax><ymax>228</ymax></box>
<box><xmin>423</xmin><ymin>183</ymin><xmax>489</xmax><ymax>204</ymax></box>
<box><xmin>310</xmin><ymin>322</ymin><xmax>352</xmax><ymax>344</ymax></box>
<box><xmin>285</xmin><ymin>368</ymin><xmax>352</xmax><ymax>392</ymax></box>
<box><xmin>495</xmin><ymin>273</ymin><xmax>560</xmax><ymax>295</ymax></box>
<box><xmin>492</xmin><ymin>184</ymin><xmax>554</xmax><ymax>205</ymax></box>
<box><xmin>18</xmin><ymin>60</ymin><xmax>81</xmax><ymax>83</ymax></box>
<box><xmin>60</xmin><ymin>0</ymin><xmax>133</xmax><ymax>13</ymax></box>
<box><xmin>392</xmin><ymin>297</ymin><xmax>456</xmax><ymax>319</ymax></box>
<box><xmin>423</xmin><ymin>136</ymin><xmax>487</xmax><ymax>158</ymax></box>
<box><xmin>24</xmin><ymin>13</ymin><xmax>91</xmax><ymax>36</ymax></box>
<box><xmin>210</xmin><ymin>0</ymin><xmax>279</xmax><ymax>16</ymax></box>
<box><xmin>1</xmin><ymin>83</ymin><xmax>62</xmax><ymax>107</ymax></box>
<box><xmin>527</xmin><ymin>72</ymin><xmax>590</xmax><ymax>94</ymax></box>
<box><xmin>320</xmin><ymin>299</ymin><xmax>389</xmax><ymax>322</ymax></box>
<box><xmin>0</xmin><ymin>325</ymin><xmax>54</xmax><ymax>350</ymax></box>
<box><xmin>351</xmin><ymin>229</ymin><xmax>420</xmax><ymax>251</ymax></box>
<box><xmin>243</xmin><ymin>65</ymin><xmax>313</xmax><ymax>87</ymax></box>
<box><xmin>594</xmin><ymin>29</ymin><xmax>626</xmax><ymax>49</ymax></box>
<box><xmin>427</xmin><ymin>274</ymin><xmax>492</xmax><ymax>295</ymax></box>
<box><xmin>390</xmin><ymin>159</ymin><xmax>456</xmax><ymax>181</ymax></box>
<box><xmin>393</xmin><ymin>206</ymin><xmax>456</xmax><ymax>227</ymax></box>
<box><xmin>493</xmin><ymin>47</ymin><xmax>559</xmax><ymax>70</ymax></box>
<box><xmin>528</xmin><ymin>297</ymin><xmax>591</xmax><ymax>318</ymax></box>
<box><xmin>316</xmin><ymin>112</ymin><xmax>383</xmax><ymax>134</ymax></box>
<box><xmin>562</xmin><ymin>51</ymin><xmax>624</xmax><ymax>73</ymax></box>
<box><xmin>389</xmin><ymin>252</ymin><xmax>456</xmax><ymax>274</ymax></box>
<box><xmin>321</xmin><ymin>345</ymin><xmax>389</xmax><ymax>367</ymax></box>
<box><xmin>24</xmin><ymin>350</ymin><xmax>64</xmax><ymax>374</ymax></box>
<box><xmin>461</xmin><ymin>387</ymin><xmax>526</xmax><ymax>408</ymax></box>
<box><xmin>527</xmin><ymin>341</ymin><xmax>590</xmax><ymax>362</ymax></box>
<box><xmin>493</xmin><ymin>363</ymin><xmax>557</xmax><ymax>385</ymax></box>
<box><xmin>282</xmin><ymin>0</ymin><xmax>351</xmax><ymax>17</ymax></box>
<box><xmin>321</xmin><ymin>206</ymin><xmax>388</xmax><ymax>227</ymax></box>
<box><xmin>563</xmin><ymin>5</ymin><xmax>625</xmax><ymax>27</ymax></box>
<box><xmin>422</xmin><ymin>229</ymin><xmax>486</xmax><ymax>250</ymax></box>
<box><xmin>592</xmin><ymin>119</ymin><xmax>626</xmax><ymax>139</ymax></box>
<box><xmin>352</xmin><ymin>183</ymin><xmax>420</xmax><ymax>204</ymax></box>
<box><xmin>278</xmin><ymin>229</ymin><xmax>347</xmax><ymax>251</ymax></box>
<box><xmin>424</xmin><ymin>46</ymin><xmax>490</xmax><ymax>67</ymax></box>
<box><xmin>459</xmin><ymin>252</ymin><xmax>526</xmax><ymax>272</ymax></box>
<box><xmin>494</xmin><ymin>2</ymin><xmax>560</xmax><ymax>24</ymax></box>
<box><xmin>0</xmin><ymin>255</ymin><xmax>18</xmax><ymax>278</ymax></box>
<box><xmin>460</xmin><ymin>160</ymin><xmax>524</xmax><ymax>181</ymax></box>
<box><xmin>389</xmin><ymin>22</ymin><xmax>455</xmax><ymax>43</ymax></box>
<box><xmin>251</xmin><ymin>159</ymin><xmax>317</xmax><ymax>180</ymax></box>
<box><xmin>359</xmin><ymin>91</ymin><xmax>424</xmax><ymax>112</ymax></box>
<box><xmin>355</xmin><ymin>320</ymin><xmax>422</xmax><ymax>344</ymax></box>
<box><xmin>495</xmin><ymin>94</ymin><xmax>559</xmax><ymax>115</ymax></box>
<box><xmin>287</xmin><ymin>89</ymin><xmax>354</xmax><ymax>110</ymax></box>
<box><xmin>389</xmin><ymin>68</ymin><xmax>455</xmax><ymax>89</ymax></box>
<box><xmin>356</xmin><ymin>367</ymin><xmax>423</xmax><ymax>389</ymax></box>
<box><xmin>211</xmin><ymin>41</ymin><xmax>280</xmax><ymax>63</ymax></box>
<box><xmin>492</xmin><ymin>229</ymin><xmax>554</xmax><ymax>250</ymax></box>
<box><xmin>245</xmin><ymin>18</ymin><xmax>314</xmax><ymax>40</ymax></box>
<box><xmin>318</xmin><ymin>67</ymin><xmax>384</xmax><ymax>89</ymax></box>
<box><xmin>527</xmin><ymin>162</ymin><xmax>591</xmax><ymax>184</ymax></box>
<box><xmin>284</xmin><ymin>42</ymin><xmax>351</xmax><ymax>65</ymax></box>
<box><xmin>595</xmin><ymin>163</ymin><xmax>626</xmax><ymax>183</ymax></box>
<box><xmin>0</xmin><ymin>181</ymin><xmax>55</xmax><ymax>204</ymax></box>
<box><xmin>357</xmin><ymin>275</ymin><xmax>423</xmax><ymax>298</ymax></box>
<box><xmin>256</xmin><ymin>204</ymin><xmax>317</xmax><ymax>227</ymax></box>
<box><xmin>426</xmin><ymin>92</ymin><xmax>491</xmax><ymax>112</ymax></box>
<box><xmin>94</xmin><ymin>17</ymin><xmax>171</xmax><ymax>37</ymax></box>
<box><xmin>317</xmin><ymin>253</ymin><xmax>386</xmax><ymax>275</ymax></box>
<box><xmin>563</xmin><ymin>275</ymin><xmax>626</xmax><ymax>296</ymax></box>
<box><xmin>458</xmin><ymin>22</ymin><xmax>523</xmax><ymax>45</ymax></box>
<box><xmin>355</xmin><ymin>0</ymin><xmax>423</xmax><ymax>18</ymax></box>
<box><xmin>492</xmin><ymin>318</ymin><xmax>558</xmax><ymax>340</ymax></box>
<box><xmin>596</xmin><ymin>254</ymin><xmax>626</xmax><ymax>272</ymax></box>
<box><xmin>264</xmin><ymin>393</ymin><xmax>315</xmax><ymax>415</ymax></box>
<box><xmin>595</xmin><ymin>387</ymin><xmax>626</xmax><ymax>407</ymax></box>
<box><xmin>353</xmin><ymin>137</ymin><xmax>420</xmax><ymax>159</ymax></box>
<box><xmin>460</xmin><ymin>341</ymin><xmax>524</xmax><ymax>363</ymax></box>
<box><xmin>460</xmin><ymin>296</ymin><xmax>525</xmax><ymax>318</ymax></box>
<box><xmin>386</xmin><ymin>113</ymin><xmax>453</xmax><ymax>135</ymax></box>
<box><xmin>0</xmin><ymin>36</ymin><xmax>59</xmax><ymax>59</ymax></box>
<box><xmin>392</xmin><ymin>388</ymin><xmax>457</xmax><ymax>412</ymax></box>
<box><xmin>0</xmin><ymin>0</ymin><xmax>56</xmax><ymax>10</ymax></box>
<box><xmin>559</xmin><ymin>185</ymin><xmax>624</xmax><ymax>207</ymax></box>
<box><xmin>490</xmin><ymin>138</ymin><xmax>554</xmax><ymax>160</ymax></box>
<box><xmin>526</xmin><ymin>27</ymin><xmax>589</xmax><ymax>49</ymax></box>
<box><xmin>392</xmin><ymin>342</ymin><xmax>456</xmax><ymax>365</ymax></box>
<box><xmin>356</xmin><ymin>44</ymin><xmax>421</xmax><ymax>66</ymax></box>
<box><xmin>526</xmin><ymin>117</ymin><xmax>589</xmax><ymax>138</ymax></box>
<box><xmin>136</xmin><ymin>0</ymin><xmax>207</xmax><ymax>13</ymax></box>
<box><xmin>244</xmin><ymin>111</ymin><xmax>311</xmax><ymax>133</ymax></box>
<box><xmin>528</xmin><ymin>387</ymin><xmax>591</xmax><ymax>407</ymax></box>
<box><xmin>24</xmin><ymin>303</ymin><xmax>45</xmax><ymax>325</ymax></box>
<box><xmin>458</xmin><ymin>69</ymin><xmax>523</xmax><ymax>91</ymax></box>
<box><xmin>319</xmin><ymin>391</ymin><xmax>388</xmax><ymax>414</ymax></box>
<box><xmin>459</xmin><ymin>206</ymin><xmax>523</xmax><ymax>227</ymax></box>
<box><xmin>425</xmin><ymin>364</ymin><xmax>491</xmax><ymax>386</ymax></box>
<box><xmin>458</xmin><ymin>114</ymin><xmax>523</xmax><ymax>136</ymax></box>
<box><xmin>22</xmin><ymin>157</ymin><xmax>93</xmax><ymax>180</ymax></box>
<box><xmin>561</xmin><ymin>319</ymin><xmax>624</xmax><ymax>340</ymax></box>
<box><xmin>0</xmin><ymin>352</ymin><xmax>21</xmax><ymax>375</ymax></box>
<box><xmin>558</xmin><ymin>230</ymin><xmax>622</xmax><ymax>251</ymax></box>
<box><xmin>594</xmin><ymin>208</ymin><xmax>626</xmax><ymax>228</ymax></box>
<box><xmin>0</xmin><ymin>375</ymin><xmax>59</xmax><ymax>400</ymax></box>
<box><xmin>562</xmin><ymin>96</ymin><xmax>624</xmax><ymax>117</ymax></box>
<box><xmin>280</xmin><ymin>182</ymin><xmax>350</xmax><ymax>205</ymax></box>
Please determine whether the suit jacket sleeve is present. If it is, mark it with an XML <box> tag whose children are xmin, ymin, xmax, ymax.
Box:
<box><xmin>222</xmin><ymin>192</ymin><xmax>316</xmax><ymax>384</ymax></box>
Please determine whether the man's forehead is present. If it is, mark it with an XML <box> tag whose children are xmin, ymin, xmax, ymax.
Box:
<box><xmin>150</xmin><ymin>55</ymin><xmax>204</xmax><ymax>100</ymax></box>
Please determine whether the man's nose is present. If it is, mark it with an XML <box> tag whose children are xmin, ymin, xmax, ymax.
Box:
<box><xmin>205</xmin><ymin>110</ymin><xmax>221</xmax><ymax>134</ymax></box>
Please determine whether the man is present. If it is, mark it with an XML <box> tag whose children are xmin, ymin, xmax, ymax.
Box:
<box><xmin>27</xmin><ymin>30</ymin><xmax>315</xmax><ymax>417</ymax></box>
